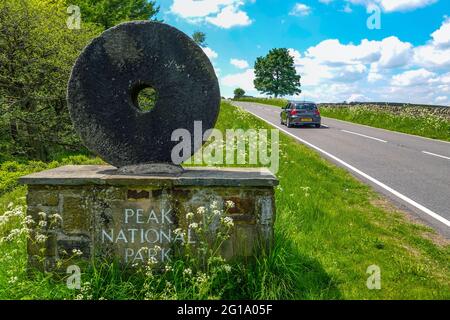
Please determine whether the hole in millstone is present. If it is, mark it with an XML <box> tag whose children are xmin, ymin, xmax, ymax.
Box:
<box><xmin>132</xmin><ymin>85</ymin><xmax>158</xmax><ymax>113</ymax></box>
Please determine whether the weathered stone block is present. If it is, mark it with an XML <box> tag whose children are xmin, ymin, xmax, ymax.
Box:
<box><xmin>27</xmin><ymin>188</ymin><xmax>59</xmax><ymax>207</ymax></box>
<box><xmin>62</xmin><ymin>195</ymin><xmax>90</xmax><ymax>234</ymax></box>
<box><xmin>20</xmin><ymin>165</ymin><xmax>277</xmax><ymax>272</ymax></box>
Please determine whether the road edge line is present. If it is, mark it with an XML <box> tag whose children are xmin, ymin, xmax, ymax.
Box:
<box><xmin>242</xmin><ymin>106</ymin><xmax>450</xmax><ymax>228</ymax></box>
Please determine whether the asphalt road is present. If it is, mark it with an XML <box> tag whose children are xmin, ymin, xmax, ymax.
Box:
<box><xmin>231</xmin><ymin>101</ymin><xmax>450</xmax><ymax>238</ymax></box>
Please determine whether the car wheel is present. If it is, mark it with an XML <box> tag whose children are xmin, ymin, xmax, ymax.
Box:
<box><xmin>287</xmin><ymin>118</ymin><xmax>292</xmax><ymax>128</ymax></box>
<box><xmin>315</xmin><ymin>124</ymin><xmax>321</xmax><ymax>128</ymax></box>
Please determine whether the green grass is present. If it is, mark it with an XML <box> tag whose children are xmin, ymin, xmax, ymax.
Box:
<box><xmin>0</xmin><ymin>102</ymin><xmax>449</xmax><ymax>299</ymax></box>
<box><xmin>233</xmin><ymin>97</ymin><xmax>288</xmax><ymax>107</ymax></box>
<box><xmin>319</xmin><ymin>105</ymin><xmax>450</xmax><ymax>141</ymax></box>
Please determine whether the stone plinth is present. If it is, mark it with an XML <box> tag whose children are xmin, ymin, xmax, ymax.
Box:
<box><xmin>19</xmin><ymin>165</ymin><xmax>278</xmax><ymax>271</ymax></box>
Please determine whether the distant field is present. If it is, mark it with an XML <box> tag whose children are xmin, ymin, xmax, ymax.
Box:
<box><xmin>233</xmin><ymin>98</ymin><xmax>450</xmax><ymax>141</ymax></box>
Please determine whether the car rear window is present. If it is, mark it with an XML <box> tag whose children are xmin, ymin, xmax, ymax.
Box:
<box><xmin>294</xmin><ymin>103</ymin><xmax>317</xmax><ymax>110</ymax></box>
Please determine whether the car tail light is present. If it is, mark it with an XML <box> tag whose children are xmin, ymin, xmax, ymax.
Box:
<box><xmin>314</xmin><ymin>109</ymin><xmax>320</xmax><ymax>116</ymax></box>
<box><xmin>290</xmin><ymin>109</ymin><xmax>298</xmax><ymax>116</ymax></box>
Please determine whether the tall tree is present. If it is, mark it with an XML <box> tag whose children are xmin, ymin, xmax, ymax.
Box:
<box><xmin>0</xmin><ymin>0</ymin><xmax>101</xmax><ymax>160</ymax></box>
<box><xmin>233</xmin><ymin>88</ymin><xmax>245</xmax><ymax>99</ymax></box>
<box><xmin>253</xmin><ymin>48</ymin><xmax>301</xmax><ymax>98</ymax></box>
<box><xmin>74</xmin><ymin>0</ymin><xmax>160</xmax><ymax>30</ymax></box>
<box><xmin>192</xmin><ymin>31</ymin><xmax>207</xmax><ymax>47</ymax></box>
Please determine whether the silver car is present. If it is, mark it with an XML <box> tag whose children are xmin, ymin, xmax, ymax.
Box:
<box><xmin>280</xmin><ymin>101</ymin><xmax>321</xmax><ymax>128</ymax></box>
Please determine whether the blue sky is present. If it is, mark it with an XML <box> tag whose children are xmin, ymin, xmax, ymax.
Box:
<box><xmin>158</xmin><ymin>0</ymin><xmax>450</xmax><ymax>105</ymax></box>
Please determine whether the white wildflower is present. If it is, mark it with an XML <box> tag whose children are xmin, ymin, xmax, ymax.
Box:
<box><xmin>8</xmin><ymin>276</ymin><xmax>18</xmax><ymax>284</ymax></box>
<box><xmin>164</xmin><ymin>265</ymin><xmax>173</xmax><ymax>273</ymax></box>
<box><xmin>173</xmin><ymin>228</ymin><xmax>183</xmax><ymax>235</ymax></box>
<box><xmin>49</xmin><ymin>213</ymin><xmax>62</xmax><ymax>222</ymax></box>
<box><xmin>23</xmin><ymin>215</ymin><xmax>35</xmax><ymax>225</ymax></box>
<box><xmin>222</xmin><ymin>216</ymin><xmax>234</xmax><ymax>228</ymax></box>
<box><xmin>72</xmin><ymin>249</ymin><xmax>83</xmax><ymax>256</ymax></box>
<box><xmin>185</xmin><ymin>212</ymin><xmax>194</xmax><ymax>220</ymax></box>
<box><xmin>38</xmin><ymin>220</ymin><xmax>47</xmax><ymax>227</ymax></box>
<box><xmin>225</xmin><ymin>200</ymin><xmax>235</xmax><ymax>209</ymax></box>
<box><xmin>197</xmin><ymin>206</ymin><xmax>206</xmax><ymax>214</ymax></box>
<box><xmin>210</xmin><ymin>200</ymin><xmax>218</xmax><ymax>210</ymax></box>
<box><xmin>38</xmin><ymin>211</ymin><xmax>46</xmax><ymax>219</ymax></box>
<box><xmin>188</xmin><ymin>222</ymin><xmax>199</xmax><ymax>229</ymax></box>
<box><xmin>183</xmin><ymin>268</ymin><xmax>192</xmax><ymax>276</ymax></box>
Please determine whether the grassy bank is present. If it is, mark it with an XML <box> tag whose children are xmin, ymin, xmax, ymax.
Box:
<box><xmin>320</xmin><ymin>105</ymin><xmax>450</xmax><ymax>142</ymax></box>
<box><xmin>1</xmin><ymin>102</ymin><xmax>449</xmax><ymax>299</ymax></box>
<box><xmin>233</xmin><ymin>97</ymin><xmax>288</xmax><ymax>107</ymax></box>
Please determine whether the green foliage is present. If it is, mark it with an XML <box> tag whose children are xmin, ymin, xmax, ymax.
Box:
<box><xmin>192</xmin><ymin>31</ymin><xmax>207</xmax><ymax>47</ymax></box>
<box><xmin>0</xmin><ymin>0</ymin><xmax>101</xmax><ymax>161</ymax></box>
<box><xmin>253</xmin><ymin>48</ymin><xmax>301</xmax><ymax>98</ymax></box>
<box><xmin>0</xmin><ymin>0</ymin><xmax>162</xmax><ymax>162</ymax></box>
<box><xmin>233</xmin><ymin>88</ymin><xmax>245</xmax><ymax>99</ymax></box>
<box><xmin>136</xmin><ymin>87</ymin><xmax>158</xmax><ymax>112</ymax></box>
<box><xmin>234</xmin><ymin>97</ymin><xmax>288</xmax><ymax>107</ymax></box>
<box><xmin>320</xmin><ymin>105</ymin><xmax>450</xmax><ymax>142</ymax></box>
<box><xmin>73</xmin><ymin>0</ymin><xmax>160</xmax><ymax>29</ymax></box>
<box><xmin>0</xmin><ymin>155</ymin><xmax>103</xmax><ymax>197</ymax></box>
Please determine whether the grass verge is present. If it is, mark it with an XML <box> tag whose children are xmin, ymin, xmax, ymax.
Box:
<box><xmin>233</xmin><ymin>97</ymin><xmax>288</xmax><ymax>107</ymax></box>
<box><xmin>320</xmin><ymin>105</ymin><xmax>450</xmax><ymax>142</ymax></box>
<box><xmin>0</xmin><ymin>102</ymin><xmax>449</xmax><ymax>299</ymax></box>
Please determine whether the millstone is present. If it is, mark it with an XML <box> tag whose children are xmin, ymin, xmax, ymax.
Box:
<box><xmin>67</xmin><ymin>21</ymin><xmax>220</xmax><ymax>168</ymax></box>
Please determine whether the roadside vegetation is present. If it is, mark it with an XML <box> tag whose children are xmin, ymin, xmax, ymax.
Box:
<box><xmin>1</xmin><ymin>102</ymin><xmax>449</xmax><ymax>299</ymax></box>
<box><xmin>320</xmin><ymin>104</ymin><xmax>450</xmax><ymax>142</ymax></box>
<box><xmin>234</xmin><ymin>97</ymin><xmax>288</xmax><ymax>107</ymax></box>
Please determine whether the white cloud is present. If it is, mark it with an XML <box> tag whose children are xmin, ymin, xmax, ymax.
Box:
<box><xmin>288</xmin><ymin>48</ymin><xmax>302</xmax><ymax>64</ymax></box>
<box><xmin>341</xmin><ymin>4</ymin><xmax>353</xmax><ymax>13</ymax></box>
<box><xmin>206</xmin><ymin>4</ymin><xmax>252</xmax><ymax>28</ymax></box>
<box><xmin>221</xmin><ymin>69</ymin><xmax>255</xmax><ymax>92</ymax></box>
<box><xmin>435</xmin><ymin>96</ymin><xmax>448</xmax><ymax>103</ymax></box>
<box><xmin>289</xmin><ymin>3</ymin><xmax>312</xmax><ymax>16</ymax></box>
<box><xmin>378</xmin><ymin>0</ymin><xmax>437</xmax><ymax>12</ymax></box>
<box><xmin>431</xmin><ymin>18</ymin><xmax>450</xmax><ymax>48</ymax></box>
<box><xmin>347</xmin><ymin>0</ymin><xmax>438</xmax><ymax>12</ymax></box>
<box><xmin>391</xmin><ymin>69</ymin><xmax>436</xmax><ymax>86</ymax></box>
<box><xmin>202</xmin><ymin>47</ymin><xmax>218</xmax><ymax>59</ymax></box>
<box><xmin>377</xmin><ymin>37</ymin><xmax>413</xmax><ymax>68</ymax></box>
<box><xmin>302</xmin><ymin>37</ymin><xmax>412</xmax><ymax>68</ymax></box>
<box><xmin>170</xmin><ymin>0</ymin><xmax>252</xmax><ymax>28</ymax></box>
<box><xmin>413</xmin><ymin>19</ymin><xmax>450</xmax><ymax>68</ymax></box>
<box><xmin>170</xmin><ymin>0</ymin><xmax>232</xmax><ymax>18</ymax></box>
<box><xmin>347</xmin><ymin>93</ymin><xmax>369</xmax><ymax>102</ymax></box>
<box><xmin>230</xmin><ymin>58</ymin><xmax>249</xmax><ymax>69</ymax></box>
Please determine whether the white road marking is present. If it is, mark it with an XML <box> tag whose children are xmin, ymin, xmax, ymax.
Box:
<box><xmin>422</xmin><ymin>151</ymin><xmax>450</xmax><ymax>160</ymax></box>
<box><xmin>243</xmin><ymin>107</ymin><xmax>450</xmax><ymax>228</ymax></box>
<box><xmin>321</xmin><ymin>124</ymin><xmax>329</xmax><ymax>128</ymax></box>
<box><xmin>341</xmin><ymin>130</ymin><xmax>387</xmax><ymax>143</ymax></box>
